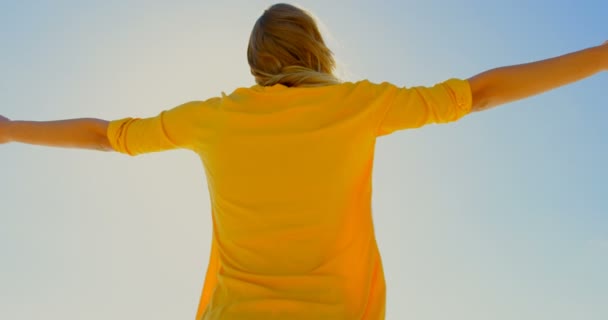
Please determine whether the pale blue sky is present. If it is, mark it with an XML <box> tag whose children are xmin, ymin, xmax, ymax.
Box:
<box><xmin>1</xmin><ymin>1</ymin><xmax>607</xmax><ymax>319</ymax></box>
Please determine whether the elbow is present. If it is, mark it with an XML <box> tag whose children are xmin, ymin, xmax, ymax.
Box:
<box><xmin>468</xmin><ymin>74</ymin><xmax>497</xmax><ymax>112</ymax></box>
<box><xmin>470</xmin><ymin>84</ymin><xmax>490</xmax><ymax>112</ymax></box>
<box><xmin>471</xmin><ymin>89</ymin><xmax>509</xmax><ymax>112</ymax></box>
<box><xmin>471</xmin><ymin>93</ymin><xmax>493</xmax><ymax>112</ymax></box>
<box><xmin>93</xmin><ymin>119</ymin><xmax>114</xmax><ymax>152</ymax></box>
<box><xmin>97</xmin><ymin>134</ymin><xmax>114</xmax><ymax>152</ymax></box>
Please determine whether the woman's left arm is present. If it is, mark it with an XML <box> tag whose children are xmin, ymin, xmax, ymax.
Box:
<box><xmin>467</xmin><ymin>40</ymin><xmax>607</xmax><ymax>113</ymax></box>
<box><xmin>0</xmin><ymin>115</ymin><xmax>112</xmax><ymax>151</ymax></box>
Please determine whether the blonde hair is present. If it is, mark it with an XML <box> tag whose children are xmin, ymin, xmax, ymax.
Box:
<box><xmin>247</xmin><ymin>3</ymin><xmax>341</xmax><ymax>87</ymax></box>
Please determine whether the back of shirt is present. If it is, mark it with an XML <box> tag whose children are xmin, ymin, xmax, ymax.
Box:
<box><xmin>106</xmin><ymin>78</ymin><xmax>472</xmax><ymax>320</ymax></box>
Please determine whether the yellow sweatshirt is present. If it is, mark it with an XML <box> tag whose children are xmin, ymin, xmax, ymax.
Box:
<box><xmin>107</xmin><ymin>78</ymin><xmax>472</xmax><ymax>320</ymax></box>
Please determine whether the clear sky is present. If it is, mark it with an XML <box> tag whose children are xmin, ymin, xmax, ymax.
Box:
<box><xmin>1</xmin><ymin>1</ymin><xmax>607</xmax><ymax>319</ymax></box>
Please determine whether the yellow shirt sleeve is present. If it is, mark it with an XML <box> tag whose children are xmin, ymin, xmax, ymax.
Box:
<box><xmin>374</xmin><ymin>78</ymin><xmax>473</xmax><ymax>136</ymax></box>
<box><xmin>107</xmin><ymin>99</ymin><xmax>218</xmax><ymax>155</ymax></box>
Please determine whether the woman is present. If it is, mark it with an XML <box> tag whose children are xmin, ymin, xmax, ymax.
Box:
<box><xmin>0</xmin><ymin>3</ymin><xmax>606</xmax><ymax>320</ymax></box>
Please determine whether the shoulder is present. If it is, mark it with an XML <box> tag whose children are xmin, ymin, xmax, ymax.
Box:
<box><xmin>344</xmin><ymin>80</ymin><xmax>405</xmax><ymax>100</ymax></box>
<box><xmin>172</xmin><ymin>97</ymin><xmax>223</xmax><ymax>111</ymax></box>
<box><xmin>162</xmin><ymin>98</ymin><xmax>223</xmax><ymax>122</ymax></box>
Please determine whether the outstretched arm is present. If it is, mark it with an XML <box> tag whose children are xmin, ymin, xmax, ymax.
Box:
<box><xmin>468</xmin><ymin>41</ymin><xmax>607</xmax><ymax>112</ymax></box>
<box><xmin>0</xmin><ymin>115</ymin><xmax>112</xmax><ymax>151</ymax></box>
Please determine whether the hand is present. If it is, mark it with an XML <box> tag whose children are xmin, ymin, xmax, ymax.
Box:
<box><xmin>0</xmin><ymin>115</ymin><xmax>11</xmax><ymax>144</ymax></box>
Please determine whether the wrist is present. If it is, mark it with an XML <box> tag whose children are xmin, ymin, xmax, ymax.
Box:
<box><xmin>598</xmin><ymin>41</ymin><xmax>608</xmax><ymax>71</ymax></box>
<box><xmin>0</xmin><ymin>117</ymin><xmax>13</xmax><ymax>144</ymax></box>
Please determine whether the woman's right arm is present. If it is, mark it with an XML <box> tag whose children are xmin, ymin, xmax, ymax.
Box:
<box><xmin>0</xmin><ymin>115</ymin><xmax>112</xmax><ymax>151</ymax></box>
<box><xmin>468</xmin><ymin>41</ymin><xmax>607</xmax><ymax>112</ymax></box>
<box><xmin>1</xmin><ymin>100</ymin><xmax>211</xmax><ymax>155</ymax></box>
